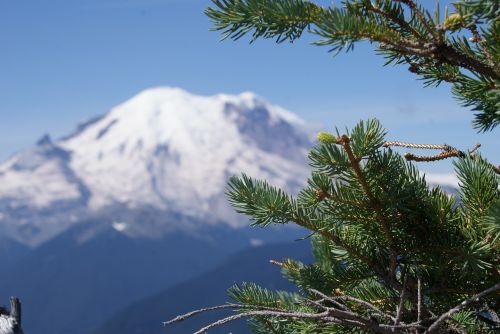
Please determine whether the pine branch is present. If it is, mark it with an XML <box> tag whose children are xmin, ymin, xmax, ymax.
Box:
<box><xmin>435</xmin><ymin>43</ymin><xmax>499</xmax><ymax>80</ymax></box>
<box><xmin>227</xmin><ymin>172</ymin><xmax>404</xmax><ymax>292</ymax></box>
<box><xmin>165</xmin><ymin>287</ymin><xmax>441</xmax><ymax>334</ymax></box>
<box><xmin>207</xmin><ymin>0</ymin><xmax>500</xmax><ymax>131</ymax></box>
<box><xmin>170</xmin><ymin>111</ymin><xmax>499</xmax><ymax>333</ymax></box>
<box><xmin>165</xmin><ymin>283</ymin><xmax>499</xmax><ymax>333</ymax></box>
<box><xmin>166</xmin><ymin>305</ymin><xmax>398</xmax><ymax>334</ymax></box>
<box><xmin>337</xmin><ymin>134</ymin><xmax>399</xmax><ymax>281</ymax></box>
<box><xmin>205</xmin><ymin>0</ymin><xmax>323</xmax><ymax>42</ymax></box>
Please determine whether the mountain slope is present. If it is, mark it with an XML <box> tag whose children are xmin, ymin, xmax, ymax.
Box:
<box><xmin>0</xmin><ymin>136</ymin><xmax>90</xmax><ymax>245</ymax></box>
<box><xmin>0</xmin><ymin>87</ymin><xmax>313</xmax><ymax>333</ymax></box>
<box><xmin>0</xmin><ymin>220</ymin><xmax>303</xmax><ymax>334</ymax></box>
<box><xmin>0</xmin><ymin>87</ymin><xmax>312</xmax><ymax>246</ymax></box>
<box><xmin>94</xmin><ymin>241</ymin><xmax>313</xmax><ymax>334</ymax></box>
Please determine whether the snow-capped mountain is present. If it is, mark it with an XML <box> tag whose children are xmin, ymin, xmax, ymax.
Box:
<box><xmin>0</xmin><ymin>87</ymin><xmax>312</xmax><ymax>246</ymax></box>
<box><xmin>0</xmin><ymin>88</ymin><xmax>461</xmax><ymax>334</ymax></box>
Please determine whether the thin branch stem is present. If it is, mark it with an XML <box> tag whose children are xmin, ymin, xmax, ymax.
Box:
<box><xmin>163</xmin><ymin>304</ymin><xmax>238</xmax><ymax>325</ymax></box>
<box><xmin>337</xmin><ymin>135</ymin><xmax>399</xmax><ymax>281</ymax></box>
<box><xmin>383</xmin><ymin>141</ymin><xmax>450</xmax><ymax>150</ymax></box>
<box><xmin>163</xmin><ymin>303</ymin><xmax>282</xmax><ymax>326</ymax></box>
<box><xmin>187</xmin><ymin>307</ymin><xmax>397</xmax><ymax>334</ymax></box>
<box><xmin>468</xmin><ymin>24</ymin><xmax>496</xmax><ymax>68</ymax></box>
<box><xmin>366</xmin><ymin>4</ymin><xmax>426</xmax><ymax>41</ymax></box>
<box><xmin>309</xmin><ymin>289</ymin><xmax>396</xmax><ymax>323</ymax></box>
<box><xmin>404</xmin><ymin>150</ymin><xmax>462</xmax><ymax>162</ymax></box>
<box><xmin>395</xmin><ymin>271</ymin><xmax>407</xmax><ymax>325</ymax></box>
<box><xmin>306</xmin><ymin>289</ymin><xmax>351</xmax><ymax>312</ymax></box>
<box><xmin>417</xmin><ymin>278</ymin><xmax>422</xmax><ymax>334</ymax></box>
<box><xmin>425</xmin><ymin>282</ymin><xmax>500</xmax><ymax>333</ymax></box>
<box><xmin>190</xmin><ymin>310</ymin><xmax>322</xmax><ymax>334</ymax></box>
<box><xmin>393</xmin><ymin>0</ymin><xmax>435</xmax><ymax>38</ymax></box>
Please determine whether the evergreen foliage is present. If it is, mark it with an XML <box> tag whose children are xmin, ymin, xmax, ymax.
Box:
<box><xmin>221</xmin><ymin>119</ymin><xmax>500</xmax><ymax>333</ymax></box>
<box><xmin>206</xmin><ymin>0</ymin><xmax>499</xmax><ymax>131</ymax></box>
<box><xmin>165</xmin><ymin>1</ymin><xmax>499</xmax><ymax>333</ymax></box>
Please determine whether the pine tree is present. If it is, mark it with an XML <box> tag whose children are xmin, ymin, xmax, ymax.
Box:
<box><xmin>165</xmin><ymin>1</ymin><xmax>499</xmax><ymax>333</ymax></box>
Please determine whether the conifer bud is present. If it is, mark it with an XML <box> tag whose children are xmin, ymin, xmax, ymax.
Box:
<box><xmin>317</xmin><ymin>131</ymin><xmax>337</xmax><ymax>144</ymax></box>
<box><xmin>314</xmin><ymin>189</ymin><xmax>327</xmax><ymax>202</ymax></box>
<box><xmin>443</xmin><ymin>14</ymin><xmax>464</xmax><ymax>31</ymax></box>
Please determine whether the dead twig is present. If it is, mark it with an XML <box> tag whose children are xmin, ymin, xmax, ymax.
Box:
<box><xmin>383</xmin><ymin>141</ymin><xmax>500</xmax><ymax>175</ymax></box>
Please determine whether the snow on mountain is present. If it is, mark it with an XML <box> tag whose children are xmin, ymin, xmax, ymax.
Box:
<box><xmin>60</xmin><ymin>87</ymin><xmax>309</xmax><ymax>213</ymax></box>
<box><xmin>0</xmin><ymin>136</ymin><xmax>80</xmax><ymax>208</ymax></box>
<box><xmin>0</xmin><ymin>87</ymin><xmax>462</xmax><ymax>247</ymax></box>
<box><xmin>0</xmin><ymin>135</ymin><xmax>90</xmax><ymax>245</ymax></box>
<box><xmin>0</xmin><ymin>87</ymin><xmax>312</xmax><ymax>246</ymax></box>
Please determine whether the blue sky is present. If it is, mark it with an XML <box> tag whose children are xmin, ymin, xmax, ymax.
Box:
<box><xmin>0</xmin><ymin>0</ymin><xmax>498</xmax><ymax>173</ymax></box>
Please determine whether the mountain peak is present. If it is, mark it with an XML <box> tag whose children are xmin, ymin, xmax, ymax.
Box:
<box><xmin>114</xmin><ymin>87</ymin><xmax>304</xmax><ymax>128</ymax></box>
<box><xmin>0</xmin><ymin>87</ymin><xmax>312</xmax><ymax>246</ymax></box>
<box><xmin>36</xmin><ymin>134</ymin><xmax>53</xmax><ymax>146</ymax></box>
<box><xmin>127</xmin><ymin>86</ymin><xmax>192</xmax><ymax>103</ymax></box>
